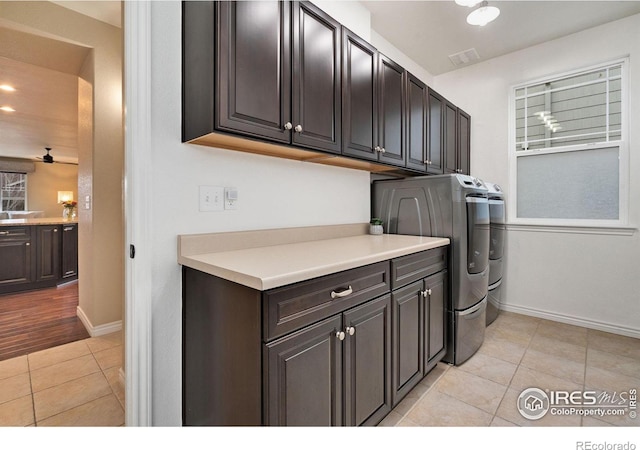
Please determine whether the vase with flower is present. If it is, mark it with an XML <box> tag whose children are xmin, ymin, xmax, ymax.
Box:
<box><xmin>61</xmin><ymin>200</ymin><xmax>78</xmax><ymax>220</ymax></box>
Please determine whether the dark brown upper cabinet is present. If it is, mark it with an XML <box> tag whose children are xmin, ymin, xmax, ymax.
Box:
<box><xmin>291</xmin><ymin>1</ymin><xmax>342</xmax><ymax>153</ymax></box>
<box><xmin>342</xmin><ymin>28</ymin><xmax>378</xmax><ymax>161</ymax></box>
<box><xmin>377</xmin><ymin>54</ymin><xmax>406</xmax><ymax>168</ymax></box>
<box><xmin>443</xmin><ymin>99</ymin><xmax>458</xmax><ymax>174</ymax></box>
<box><xmin>457</xmin><ymin>108</ymin><xmax>471</xmax><ymax>175</ymax></box>
<box><xmin>182</xmin><ymin>1</ymin><xmax>470</xmax><ymax>176</ymax></box>
<box><xmin>427</xmin><ymin>89</ymin><xmax>445</xmax><ymax>175</ymax></box>
<box><xmin>215</xmin><ymin>1</ymin><xmax>292</xmax><ymax>143</ymax></box>
<box><xmin>406</xmin><ymin>73</ymin><xmax>428</xmax><ymax>172</ymax></box>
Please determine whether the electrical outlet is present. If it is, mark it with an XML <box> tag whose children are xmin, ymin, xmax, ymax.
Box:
<box><xmin>199</xmin><ymin>186</ymin><xmax>224</xmax><ymax>212</ymax></box>
<box><xmin>224</xmin><ymin>187</ymin><xmax>238</xmax><ymax>210</ymax></box>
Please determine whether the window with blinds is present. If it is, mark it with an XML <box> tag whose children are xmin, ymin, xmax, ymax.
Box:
<box><xmin>515</xmin><ymin>64</ymin><xmax>622</xmax><ymax>150</ymax></box>
<box><xmin>0</xmin><ymin>172</ymin><xmax>27</xmax><ymax>212</ymax></box>
<box><xmin>510</xmin><ymin>59</ymin><xmax>628</xmax><ymax>225</ymax></box>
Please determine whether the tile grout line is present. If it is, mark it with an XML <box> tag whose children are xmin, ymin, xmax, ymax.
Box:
<box><xmin>392</xmin><ymin>363</ymin><xmax>452</xmax><ymax>426</ymax></box>
<box><xmin>26</xmin><ymin>354</ymin><xmax>37</xmax><ymax>427</ymax></box>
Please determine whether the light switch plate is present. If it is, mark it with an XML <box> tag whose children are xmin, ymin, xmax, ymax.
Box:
<box><xmin>199</xmin><ymin>186</ymin><xmax>224</xmax><ymax>212</ymax></box>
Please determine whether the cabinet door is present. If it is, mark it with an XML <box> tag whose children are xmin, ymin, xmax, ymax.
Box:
<box><xmin>36</xmin><ymin>225</ymin><xmax>60</xmax><ymax>282</ymax></box>
<box><xmin>424</xmin><ymin>271</ymin><xmax>447</xmax><ymax>373</ymax></box>
<box><xmin>342</xmin><ymin>28</ymin><xmax>378</xmax><ymax>161</ymax></box>
<box><xmin>216</xmin><ymin>1</ymin><xmax>291</xmax><ymax>143</ymax></box>
<box><xmin>377</xmin><ymin>54</ymin><xmax>405</xmax><ymax>167</ymax></box>
<box><xmin>61</xmin><ymin>224</ymin><xmax>78</xmax><ymax>279</ymax></box>
<box><xmin>406</xmin><ymin>73</ymin><xmax>427</xmax><ymax>172</ymax></box>
<box><xmin>391</xmin><ymin>281</ymin><xmax>423</xmax><ymax>406</ymax></box>
<box><xmin>457</xmin><ymin>108</ymin><xmax>471</xmax><ymax>175</ymax></box>
<box><xmin>0</xmin><ymin>227</ymin><xmax>33</xmax><ymax>288</ymax></box>
<box><xmin>264</xmin><ymin>314</ymin><xmax>343</xmax><ymax>426</ymax></box>
<box><xmin>443</xmin><ymin>100</ymin><xmax>458</xmax><ymax>174</ymax></box>
<box><xmin>427</xmin><ymin>89</ymin><xmax>444</xmax><ymax>175</ymax></box>
<box><xmin>292</xmin><ymin>1</ymin><xmax>341</xmax><ymax>154</ymax></box>
<box><xmin>343</xmin><ymin>294</ymin><xmax>392</xmax><ymax>426</ymax></box>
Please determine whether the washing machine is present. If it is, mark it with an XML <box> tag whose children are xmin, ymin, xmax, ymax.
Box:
<box><xmin>484</xmin><ymin>181</ymin><xmax>505</xmax><ymax>326</ymax></box>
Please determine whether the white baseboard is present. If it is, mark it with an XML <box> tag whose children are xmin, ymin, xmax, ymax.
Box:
<box><xmin>77</xmin><ymin>306</ymin><xmax>123</xmax><ymax>337</ymax></box>
<box><xmin>500</xmin><ymin>303</ymin><xmax>640</xmax><ymax>339</ymax></box>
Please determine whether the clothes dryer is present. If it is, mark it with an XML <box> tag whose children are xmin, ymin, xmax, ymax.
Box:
<box><xmin>373</xmin><ymin>174</ymin><xmax>489</xmax><ymax>365</ymax></box>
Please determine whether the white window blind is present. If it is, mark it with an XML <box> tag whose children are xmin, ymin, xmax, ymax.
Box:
<box><xmin>510</xmin><ymin>59</ymin><xmax>628</xmax><ymax>226</ymax></box>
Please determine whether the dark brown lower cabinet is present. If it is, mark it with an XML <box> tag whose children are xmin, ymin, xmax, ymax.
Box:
<box><xmin>265</xmin><ymin>296</ymin><xmax>392</xmax><ymax>427</ymax></box>
<box><xmin>0</xmin><ymin>224</ymin><xmax>78</xmax><ymax>294</ymax></box>
<box><xmin>36</xmin><ymin>225</ymin><xmax>60</xmax><ymax>282</ymax></box>
<box><xmin>391</xmin><ymin>249</ymin><xmax>448</xmax><ymax>407</ymax></box>
<box><xmin>0</xmin><ymin>226</ymin><xmax>33</xmax><ymax>291</ymax></box>
<box><xmin>61</xmin><ymin>224</ymin><xmax>78</xmax><ymax>280</ymax></box>
<box><xmin>183</xmin><ymin>247</ymin><xmax>447</xmax><ymax>426</ymax></box>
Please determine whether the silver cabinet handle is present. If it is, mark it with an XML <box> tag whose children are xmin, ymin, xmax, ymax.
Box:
<box><xmin>336</xmin><ymin>331</ymin><xmax>346</xmax><ymax>341</ymax></box>
<box><xmin>54</xmin><ymin>229</ymin><xmax>58</xmax><ymax>232</ymax></box>
<box><xmin>421</xmin><ymin>289</ymin><xmax>432</xmax><ymax>297</ymax></box>
<box><xmin>423</xmin><ymin>160</ymin><xmax>432</xmax><ymax>164</ymax></box>
<box><xmin>346</xmin><ymin>326</ymin><xmax>355</xmax><ymax>336</ymax></box>
<box><xmin>294</xmin><ymin>124</ymin><xmax>303</xmax><ymax>133</ymax></box>
<box><xmin>374</xmin><ymin>146</ymin><xmax>382</xmax><ymax>153</ymax></box>
<box><xmin>284</xmin><ymin>122</ymin><xmax>293</xmax><ymax>130</ymax></box>
<box><xmin>0</xmin><ymin>231</ymin><xmax>9</xmax><ymax>235</ymax></box>
<box><xmin>63</xmin><ymin>227</ymin><xmax>74</xmax><ymax>231</ymax></box>
<box><xmin>380</xmin><ymin>147</ymin><xmax>386</xmax><ymax>153</ymax></box>
<box><xmin>25</xmin><ymin>242</ymin><xmax>30</xmax><ymax>246</ymax></box>
<box><xmin>331</xmin><ymin>286</ymin><xmax>353</xmax><ymax>299</ymax></box>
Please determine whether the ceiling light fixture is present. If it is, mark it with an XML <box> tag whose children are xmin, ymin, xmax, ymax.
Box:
<box><xmin>466</xmin><ymin>1</ymin><xmax>500</xmax><ymax>27</ymax></box>
<box><xmin>0</xmin><ymin>84</ymin><xmax>16</xmax><ymax>92</ymax></box>
<box><xmin>0</xmin><ymin>106</ymin><xmax>16</xmax><ymax>112</ymax></box>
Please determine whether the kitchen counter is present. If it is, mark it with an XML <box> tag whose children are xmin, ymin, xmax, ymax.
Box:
<box><xmin>0</xmin><ymin>217</ymin><xmax>78</xmax><ymax>226</ymax></box>
<box><xmin>178</xmin><ymin>225</ymin><xmax>449</xmax><ymax>290</ymax></box>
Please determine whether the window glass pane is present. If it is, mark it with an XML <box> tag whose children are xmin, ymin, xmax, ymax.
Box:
<box><xmin>517</xmin><ymin>147</ymin><xmax>619</xmax><ymax>220</ymax></box>
<box><xmin>0</xmin><ymin>172</ymin><xmax>27</xmax><ymax>211</ymax></box>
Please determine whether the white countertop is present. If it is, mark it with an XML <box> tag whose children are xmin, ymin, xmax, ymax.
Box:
<box><xmin>0</xmin><ymin>218</ymin><xmax>78</xmax><ymax>226</ymax></box>
<box><xmin>178</xmin><ymin>233</ymin><xmax>449</xmax><ymax>291</ymax></box>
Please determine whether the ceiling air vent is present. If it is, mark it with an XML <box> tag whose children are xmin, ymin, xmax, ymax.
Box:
<box><xmin>448</xmin><ymin>48</ymin><xmax>480</xmax><ymax>67</ymax></box>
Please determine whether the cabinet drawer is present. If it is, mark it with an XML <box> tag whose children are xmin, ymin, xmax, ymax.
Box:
<box><xmin>264</xmin><ymin>261</ymin><xmax>390</xmax><ymax>341</ymax></box>
<box><xmin>391</xmin><ymin>247</ymin><xmax>447</xmax><ymax>289</ymax></box>
<box><xmin>0</xmin><ymin>227</ymin><xmax>31</xmax><ymax>241</ymax></box>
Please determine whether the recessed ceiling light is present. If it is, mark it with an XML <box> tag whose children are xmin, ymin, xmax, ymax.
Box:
<box><xmin>0</xmin><ymin>84</ymin><xmax>16</xmax><ymax>92</ymax></box>
<box><xmin>0</xmin><ymin>106</ymin><xmax>16</xmax><ymax>112</ymax></box>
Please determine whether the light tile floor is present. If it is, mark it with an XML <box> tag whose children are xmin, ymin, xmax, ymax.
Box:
<box><xmin>380</xmin><ymin>312</ymin><xmax>640</xmax><ymax>427</ymax></box>
<box><xmin>0</xmin><ymin>332</ymin><xmax>124</xmax><ymax>427</ymax></box>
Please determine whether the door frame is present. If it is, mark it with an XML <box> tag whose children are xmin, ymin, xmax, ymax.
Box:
<box><xmin>123</xmin><ymin>0</ymin><xmax>153</xmax><ymax>426</ymax></box>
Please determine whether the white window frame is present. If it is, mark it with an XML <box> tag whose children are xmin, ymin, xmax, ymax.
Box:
<box><xmin>508</xmin><ymin>58</ymin><xmax>630</xmax><ymax>229</ymax></box>
<box><xmin>0</xmin><ymin>172</ymin><xmax>28</xmax><ymax>212</ymax></box>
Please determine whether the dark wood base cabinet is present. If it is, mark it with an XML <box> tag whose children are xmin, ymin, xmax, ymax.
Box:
<box><xmin>182</xmin><ymin>246</ymin><xmax>448</xmax><ymax>426</ymax></box>
<box><xmin>0</xmin><ymin>224</ymin><xmax>78</xmax><ymax>295</ymax></box>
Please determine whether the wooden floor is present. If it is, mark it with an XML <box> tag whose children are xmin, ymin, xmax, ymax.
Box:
<box><xmin>0</xmin><ymin>281</ymin><xmax>89</xmax><ymax>362</ymax></box>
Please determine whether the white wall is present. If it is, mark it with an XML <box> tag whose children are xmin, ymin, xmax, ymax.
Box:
<box><xmin>434</xmin><ymin>14</ymin><xmax>640</xmax><ymax>337</ymax></box>
<box><xmin>149</xmin><ymin>1</ymin><xmax>377</xmax><ymax>425</ymax></box>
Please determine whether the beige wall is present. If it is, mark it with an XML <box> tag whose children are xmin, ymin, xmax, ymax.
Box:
<box><xmin>0</xmin><ymin>2</ymin><xmax>123</xmax><ymax>330</ymax></box>
<box><xmin>27</xmin><ymin>161</ymin><xmax>78</xmax><ymax>217</ymax></box>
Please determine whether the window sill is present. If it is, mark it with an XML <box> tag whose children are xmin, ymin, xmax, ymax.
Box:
<box><xmin>505</xmin><ymin>223</ymin><xmax>637</xmax><ymax>236</ymax></box>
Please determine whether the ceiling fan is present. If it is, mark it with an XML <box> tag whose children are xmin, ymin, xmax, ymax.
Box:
<box><xmin>35</xmin><ymin>147</ymin><xmax>78</xmax><ymax>165</ymax></box>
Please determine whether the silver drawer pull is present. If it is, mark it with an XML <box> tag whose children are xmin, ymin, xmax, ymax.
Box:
<box><xmin>331</xmin><ymin>286</ymin><xmax>353</xmax><ymax>299</ymax></box>
<box><xmin>346</xmin><ymin>326</ymin><xmax>355</xmax><ymax>336</ymax></box>
<box><xmin>64</xmin><ymin>227</ymin><xmax>74</xmax><ymax>231</ymax></box>
<box><xmin>0</xmin><ymin>231</ymin><xmax>9</xmax><ymax>235</ymax></box>
<box><xmin>336</xmin><ymin>331</ymin><xmax>345</xmax><ymax>341</ymax></box>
